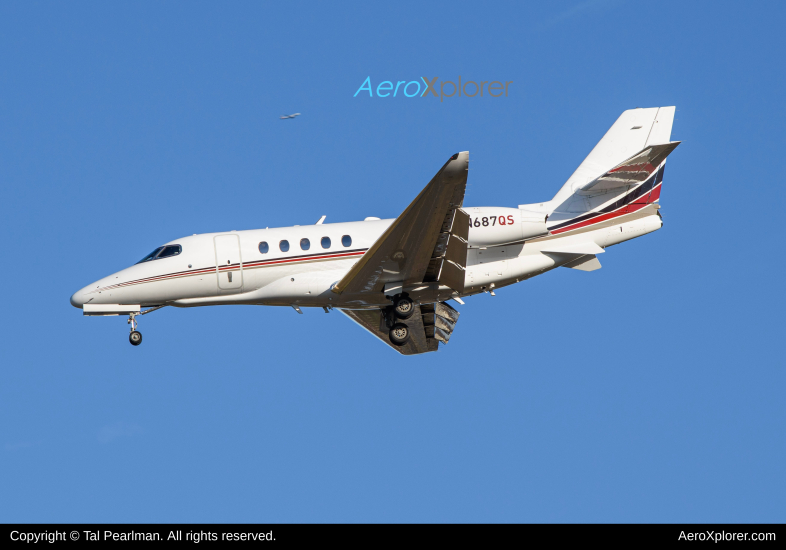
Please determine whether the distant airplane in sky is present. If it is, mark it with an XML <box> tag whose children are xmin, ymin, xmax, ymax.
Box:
<box><xmin>280</xmin><ymin>113</ymin><xmax>301</xmax><ymax>119</ymax></box>
<box><xmin>71</xmin><ymin>107</ymin><xmax>679</xmax><ymax>354</ymax></box>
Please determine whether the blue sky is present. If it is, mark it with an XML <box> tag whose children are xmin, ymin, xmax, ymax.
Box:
<box><xmin>1</xmin><ymin>0</ymin><xmax>784</xmax><ymax>522</ymax></box>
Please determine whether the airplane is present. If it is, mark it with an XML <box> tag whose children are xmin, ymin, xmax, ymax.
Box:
<box><xmin>280</xmin><ymin>113</ymin><xmax>301</xmax><ymax>119</ymax></box>
<box><xmin>70</xmin><ymin>107</ymin><xmax>679</xmax><ymax>354</ymax></box>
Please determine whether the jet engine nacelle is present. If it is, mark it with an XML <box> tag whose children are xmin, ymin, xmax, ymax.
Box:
<box><xmin>464</xmin><ymin>207</ymin><xmax>549</xmax><ymax>247</ymax></box>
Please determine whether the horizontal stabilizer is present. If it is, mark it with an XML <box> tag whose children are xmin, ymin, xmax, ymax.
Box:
<box><xmin>562</xmin><ymin>254</ymin><xmax>602</xmax><ymax>271</ymax></box>
<box><xmin>541</xmin><ymin>242</ymin><xmax>604</xmax><ymax>256</ymax></box>
<box><xmin>579</xmin><ymin>141</ymin><xmax>680</xmax><ymax>195</ymax></box>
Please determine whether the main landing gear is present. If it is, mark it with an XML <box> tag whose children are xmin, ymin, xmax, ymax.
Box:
<box><xmin>389</xmin><ymin>323</ymin><xmax>410</xmax><ymax>346</ymax></box>
<box><xmin>392</xmin><ymin>294</ymin><xmax>414</xmax><ymax>319</ymax></box>
<box><xmin>387</xmin><ymin>294</ymin><xmax>414</xmax><ymax>346</ymax></box>
<box><xmin>127</xmin><ymin>306</ymin><xmax>165</xmax><ymax>346</ymax></box>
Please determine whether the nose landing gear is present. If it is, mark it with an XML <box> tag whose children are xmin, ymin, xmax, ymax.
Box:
<box><xmin>128</xmin><ymin>313</ymin><xmax>143</xmax><ymax>346</ymax></box>
<box><xmin>129</xmin><ymin>329</ymin><xmax>142</xmax><ymax>346</ymax></box>
<box><xmin>126</xmin><ymin>305</ymin><xmax>165</xmax><ymax>346</ymax></box>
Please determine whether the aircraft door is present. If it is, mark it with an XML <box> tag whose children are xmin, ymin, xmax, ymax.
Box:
<box><xmin>214</xmin><ymin>235</ymin><xmax>243</xmax><ymax>293</ymax></box>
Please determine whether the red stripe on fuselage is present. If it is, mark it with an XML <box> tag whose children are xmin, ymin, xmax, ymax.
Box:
<box><xmin>242</xmin><ymin>250</ymin><xmax>365</xmax><ymax>269</ymax></box>
<box><xmin>96</xmin><ymin>249</ymin><xmax>367</xmax><ymax>292</ymax></box>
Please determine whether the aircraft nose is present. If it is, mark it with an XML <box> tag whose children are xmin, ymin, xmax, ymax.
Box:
<box><xmin>70</xmin><ymin>288</ymin><xmax>88</xmax><ymax>308</ymax></box>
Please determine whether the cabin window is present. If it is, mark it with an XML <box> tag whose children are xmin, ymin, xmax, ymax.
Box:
<box><xmin>321</xmin><ymin>237</ymin><xmax>331</xmax><ymax>249</ymax></box>
<box><xmin>258</xmin><ymin>242</ymin><xmax>269</xmax><ymax>254</ymax></box>
<box><xmin>342</xmin><ymin>235</ymin><xmax>352</xmax><ymax>247</ymax></box>
<box><xmin>279</xmin><ymin>240</ymin><xmax>290</xmax><ymax>252</ymax></box>
<box><xmin>157</xmin><ymin>245</ymin><xmax>182</xmax><ymax>259</ymax></box>
<box><xmin>300</xmin><ymin>238</ymin><xmax>310</xmax><ymax>251</ymax></box>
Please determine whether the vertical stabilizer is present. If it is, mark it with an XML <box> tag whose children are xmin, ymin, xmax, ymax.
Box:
<box><xmin>550</xmin><ymin>107</ymin><xmax>675</xmax><ymax>208</ymax></box>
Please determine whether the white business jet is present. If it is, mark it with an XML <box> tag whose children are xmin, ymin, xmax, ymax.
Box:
<box><xmin>71</xmin><ymin>107</ymin><xmax>679</xmax><ymax>354</ymax></box>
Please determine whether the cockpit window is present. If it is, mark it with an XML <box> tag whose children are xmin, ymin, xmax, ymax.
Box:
<box><xmin>157</xmin><ymin>245</ymin><xmax>182</xmax><ymax>259</ymax></box>
<box><xmin>136</xmin><ymin>244</ymin><xmax>181</xmax><ymax>264</ymax></box>
<box><xmin>137</xmin><ymin>247</ymin><xmax>164</xmax><ymax>264</ymax></box>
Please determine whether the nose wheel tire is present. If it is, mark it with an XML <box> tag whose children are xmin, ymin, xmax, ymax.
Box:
<box><xmin>389</xmin><ymin>323</ymin><xmax>410</xmax><ymax>346</ymax></box>
<box><xmin>129</xmin><ymin>331</ymin><xmax>143</xmax><ymax>346</ymax></box>
<box><xmin>393</xmin><ymin>295</ymin><xmax>414</xmax><ymax>319</ymax></box>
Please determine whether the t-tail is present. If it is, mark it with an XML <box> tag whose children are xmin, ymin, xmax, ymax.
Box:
<box><xmin>539</xmin><ymin>106</ymin><xmax>679</xmax><ymax>234</ymax></box>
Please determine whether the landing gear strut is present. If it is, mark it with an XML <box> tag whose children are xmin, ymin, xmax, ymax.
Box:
<box><xmin>126</xmin><ymin>306</ymin><xmax>165</xmax><ymax>346</ymax></box>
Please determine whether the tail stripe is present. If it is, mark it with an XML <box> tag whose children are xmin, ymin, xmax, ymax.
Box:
<box><xmin>548</xmin><ymin>164</ymin><xmax>665</xmax><ymax>234</ymax></box>
<box><xmin>549</xmin><ymin>186</ymin><xmax>660</xmax><ymax>235</ymax></box>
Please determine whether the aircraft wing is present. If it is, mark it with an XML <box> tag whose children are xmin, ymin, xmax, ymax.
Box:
<box><xmin>340</xmin><ymin>301</ymin><xmax>459</xmax><ymax>356</ymax></box>
<box><xmin>331</xmin><ymin>152</ymin><xmax>470</xmax><ymax>297</ymax></box>
<box><xmin>578</xmin><ymin>141</ymin><xmax>680</xmax><ymax>195</ymax></box>
<box><xmin>340</xmin><ymin>306</ymin><xmax>437</xmax><ymax>355</ymax></box>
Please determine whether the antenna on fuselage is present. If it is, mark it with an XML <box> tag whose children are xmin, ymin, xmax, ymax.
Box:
<box><xmin>316</xmin><ymin>215</ymin><xmax>326</xmax><ymax>225</ymax></box>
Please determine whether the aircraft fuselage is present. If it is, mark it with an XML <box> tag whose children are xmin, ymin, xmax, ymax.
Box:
<box><xmin>70</xmin><ymin>205</ymin><xmax>662</xmax><ymax>312</ymax></box>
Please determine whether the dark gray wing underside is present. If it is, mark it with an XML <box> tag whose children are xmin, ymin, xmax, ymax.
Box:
<box><xmin>340</xmin><ymin>301</ymin><xmax>460</xmax><ymax>356</ymax></box>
